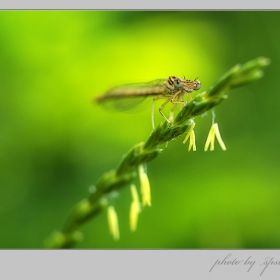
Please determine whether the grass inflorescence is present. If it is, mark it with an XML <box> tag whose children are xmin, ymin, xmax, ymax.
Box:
<box><xmin>45</xmin><ymin>57</ymin><xmax>270</xmax><ymax>248</ymax></box>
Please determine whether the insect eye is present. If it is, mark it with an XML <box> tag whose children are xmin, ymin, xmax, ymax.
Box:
<box><xmin>174</xmin><ymin>78</ymin><xmax>183</xmax><ymax>88</ymax></box>
<box><xmin>194</xmin><ymin>80</ymin><xmax>201</xmax><ymax>90</ymax></box>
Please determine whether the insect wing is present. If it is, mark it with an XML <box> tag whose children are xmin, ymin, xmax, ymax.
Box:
<box><xmin>95</xmin><ymin>79</ymin><xmax>167</xmax><ymax>111</ymax></box>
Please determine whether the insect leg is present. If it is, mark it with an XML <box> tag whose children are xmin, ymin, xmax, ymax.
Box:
<box><xmin>152</xmin><ymin>96</ymin><xmax>168</xmax><ymax>130</ymax></box>
<box><xmin>159</xmin><ymin>96</ymin><xmax>175</xmax><ymax>124</ymax></box>
<box><xmin>169</xmin><ymin>102</ymin><xmax>178</xmax><ymax>123</ymax></box>
<box><xmin>169</xmin><ymin>92</ymin><xmax>183</xmax><ymax>122</ymax></box>
<box><xmin>180</xmin><ymin>98</ymin><xmax>185</xmax><ymax>110</ymax></box>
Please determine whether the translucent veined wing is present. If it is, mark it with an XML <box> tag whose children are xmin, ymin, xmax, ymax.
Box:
<box><xmin>94</xmin><ymin>79</ymin><xmax>168</xmax><ymax>111</ymax></box>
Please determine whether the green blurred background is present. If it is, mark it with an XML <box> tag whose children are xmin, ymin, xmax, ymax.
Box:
<box><xmin>0</xmin><ymin>11</ymin><xmax>279</xmax><ymax>248</ymax></box>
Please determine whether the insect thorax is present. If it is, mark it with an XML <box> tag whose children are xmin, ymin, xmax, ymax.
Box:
<box><xmin>164</xmin><ymin>76</ymin><xmax>183</xmax><ymax>93</ymax></box>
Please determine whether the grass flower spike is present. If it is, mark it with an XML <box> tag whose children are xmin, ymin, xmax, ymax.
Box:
<box><xmin>139</xmin><ymin>165</ymin><xmax>151</xmax><ymax>207</ymax></box>
<box><xmin>107</xmin><ymin>206</ymin><xmax>120</xmax><ymax>241</ymax></box>
<box><xmin>204</xmin><ymin>123</ymin><xmax>227</xmax><ymax>151</ymax></box>
<box><xmin>129</xmin><ymin>184</ymin><xmax>142</xmax><ymax>232</ymax></box>
<box><xmin>188</xmin><ymin>130</ymin><xmax>197</xmax><ymax>151</ymax></box>
<box><xmin>183</xmin><ymin>121</ymin><xmax>196</xmax><ymax>151</ymax></box>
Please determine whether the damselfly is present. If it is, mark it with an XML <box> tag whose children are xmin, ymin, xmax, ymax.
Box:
<box><xmin>95</xmin><ymin>76</ymin><xmax>201</xmax><ymax>129</ymax></box>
